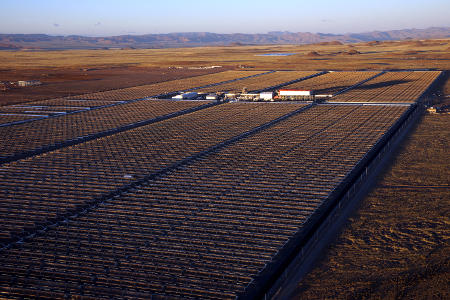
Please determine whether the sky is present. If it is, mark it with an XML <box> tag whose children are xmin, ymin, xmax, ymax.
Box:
<box><xmin>1</xmin><ymin>0</ymin><xmax>449</xmax><ymax>36</ymax></box>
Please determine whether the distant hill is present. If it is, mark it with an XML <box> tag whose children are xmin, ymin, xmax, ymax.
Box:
<box><xmin>1</xmin><ymin>27</ymin><xmax>449</xmax><ymax>50</ymax></box>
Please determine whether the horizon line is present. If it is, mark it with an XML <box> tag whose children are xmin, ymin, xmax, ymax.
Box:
<box><xmin>1</xmin><ymin>25</ymin><xmax>449</xmax><ymax>38</ymax></box>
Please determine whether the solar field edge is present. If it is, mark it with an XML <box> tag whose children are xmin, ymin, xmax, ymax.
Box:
<box><xmin>239</xmin><ymin>103</ymin><xmax>418</xmax><ymax>300</ymax></box>
<box><xmin>272</xmin><ymin>100</ymin><xmax>426</xmax><ymax>300</ymax></box>
<box><xmin>415</xmin><ymin>70</ymin><xmax>446</xmax><ymax>103</ymax></box>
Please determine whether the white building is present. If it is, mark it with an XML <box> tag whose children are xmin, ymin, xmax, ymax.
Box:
<box><xmin>206</xmin><ymin>94</ymin><xmax>218</xmax><ymax>100</ymax></box>
<box><xmin>260</xmin><ymin>92</ymin><xmax>274</xmax><ymax>101</ymax></box>
<box><xmin>279</xmin><ymin>90</ymin><xmax>313</xmax><ymax>96</ymax></box>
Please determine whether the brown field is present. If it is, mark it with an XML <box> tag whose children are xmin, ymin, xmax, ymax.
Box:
<box><xmin>290</xmin><ymin>77</ymin><xmax>450</xmax><ymax>299</ymax></box>
<box><xmin>1</xmin><ymin>39</ymin><xmax>449</xmax><ymax>106</ymax></box>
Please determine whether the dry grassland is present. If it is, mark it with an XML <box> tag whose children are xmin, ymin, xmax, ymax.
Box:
<box><xmin>0</xmin><ymin>39</ymin><xmax>448</xmax><ymax>105</ymax></box>
<box><xmin>0</xmin><ymin>39</ymin><xmax>449</xmax><ymax>70</ymax></box>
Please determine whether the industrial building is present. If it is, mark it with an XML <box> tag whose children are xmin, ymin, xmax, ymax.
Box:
<box><xmin>278</xmin><ymin>89</ymin><xmax>315</xmax><ymax>100</ymax></box>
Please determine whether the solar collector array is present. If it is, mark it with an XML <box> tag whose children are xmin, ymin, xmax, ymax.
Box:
<box><xmin>0</xmin><ymin>104</ymin><xmax>409</xmax><ymax>299</ymax></box>
<box><xmin>1</xmin><ymin>70</ymin><xmax>441</xmax><ymax>299</ymax></box>
<box><xmin>332</xmin><ymin>71</ymin><xmax>442</xmax><ymax>102</ymax></box>
<box><xmin>195</xmin><ymin>71</ymin><xmax>318</xmax><ymax>94</ymax></box>
<box><xmin>0</xmin><ymin>103</ymin><xmax>306</xmax><ymax>245</ymax></box>
<box><xmin>281</xmin><ymin>71</ymin><xmax>380</xmax><ymax>96</ymax></box>
<box><xmin>0</xmin><ymin>99</ymin><xmax>213</xmax><ymax>160</ymax></box>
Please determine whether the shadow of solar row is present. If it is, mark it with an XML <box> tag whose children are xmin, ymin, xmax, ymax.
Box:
<box><xmin>0</xmin><ymin>99</ymin><xmax>215</xmax><ymax>162</ymax></box>
<box><xmin>0</xmin><ymin>102</ymin><xmax>306</xmax><ymax>246</ymax></box>
<box><xmin>0</xmin><ymin>104</ymin><xmax>409</xmax><ymax>299</ymax></box>
<box><xmin>331</xmin><ymin>71</ymin><xmax>442</xmax><ymax>103</ymax></box>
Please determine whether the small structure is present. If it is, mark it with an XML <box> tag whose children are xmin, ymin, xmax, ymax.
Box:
<box><xmin>260</xmin><ymin>92</ymin><xmax>274</xmax><ymax>101</ymax></box>
<box><xmin>172</xmin><ymin>92</ymin><xmax>198</xmax><ymax>100</ymax></box>
<box><xmin>278</xmin><ymin>89</ymin><xmax>315</xmax><ymax>100</ymax></box>
<box><xmin>206</xmin><ymin>94</ymin><xmax>218</xmax><ymax>100</ymax></box>
<box><xmin>427</xmin><ymin>107</ymin><xmax>437</xmax><ymax>114</ymax></box>
<box><xmin>0</xmin><ymin>82</ymin><xmax>6</xmax><ymax>91</ymax></box>
<box><xmin>427</xmin><ymin>105</ymin><xmax>450</xmax><ymax>114</ymax></box>
<box><xmin>17</xmin><ymin>80</ymin><xmax>41</xmax><ymax>87</ymax></box>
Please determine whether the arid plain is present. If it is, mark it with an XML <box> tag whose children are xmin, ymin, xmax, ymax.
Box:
<box><xmin>1</xmin><ymin>39</ymin><xmax>449</xmax><ymax>105</ymax></box>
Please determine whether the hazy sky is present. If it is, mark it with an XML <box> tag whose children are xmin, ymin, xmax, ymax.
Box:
<box><xmin>1</xmin><ymin>0</ymin><xmax>449</xmax><ymax>36</ymax></box>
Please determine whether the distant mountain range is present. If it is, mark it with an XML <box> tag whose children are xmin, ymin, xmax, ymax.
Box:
<box><xmin>1</xmin><ymin>27</ymin><xmax>449</xmax><ymax>50</ymax></box>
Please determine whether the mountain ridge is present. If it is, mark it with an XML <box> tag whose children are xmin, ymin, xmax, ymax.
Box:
<box><xmin>0</xmin><ymin>27</ymin><xmax>449</xmax><ymax>50</ymax></box>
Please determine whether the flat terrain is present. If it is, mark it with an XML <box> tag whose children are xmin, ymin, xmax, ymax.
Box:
<box><xmin>1</xmin><ymin>39</ymin><xmax>449</xmax><ymax>105</ymax></box>
<box><xmin>291</xmin><ymin>78</ymin><xmax>450</xmax><ymax>299</ymax></box>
